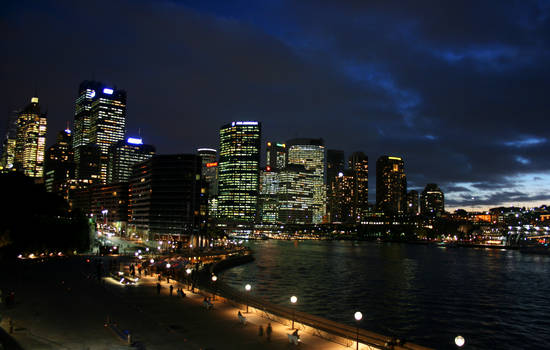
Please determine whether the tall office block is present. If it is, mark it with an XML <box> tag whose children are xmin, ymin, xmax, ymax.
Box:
<box><xmin>349</xmin><ymin>152</ymin><xmax>368</xmax><ymax>222</ymax></box>
<box><xmin>330</xmin><ymin>170</ymin><xmax>353</xmax><ymax>223</ymax></box>
<box><xmin>326</xmin><ymin>149</ymin><xmax>345</xmax><ymax>221</ymax></box>
<box><xmin>259</xmin><ymin>167</ymin><xmax>279</xmax><ymax>223</ymax></box>
<box><xmin>218</xmin><ymin>121</ymin><xmax>261</xmax><ymax>222</ymax></box>
<box><xmin>73</xmin><ymin>81</ymin><xmax>126</xmax><ymax>183</ymax></box>
<box><xmin>0</xmin><ymin>110</ymin><xmax>19</xmax><ymax>173</ymax></box>
<box><xmin>14</xmin><ymin>97</ymin><xmax>47</xmax><ymax>179</ymax></box>
<box><xmin>287</xmin><ymin>138</ymin><xmax>326</xmax><ymax>223</ymax></box>
<box><xmin>376</xmin><ymin>155</ymin><xmax>406</xmax><ymax>214</ymax></box>
<box><xmin>278</xmin><ymin>164</ymin><xmax>316</xmax><ymax>224</ymax></box>
<box><xmin>266</xmin><ymin>141</ymin><xmax>286</xmax><ymax>171</ymax></box>
<box><xmin>407</xmin><ymin>190</ymin><xmax>419</xmax><ymax>215</ymax></box>
<box><xmin>128</xmin><ymin>154</ymin><xmax>206</xmax><ymax>240</ymax></box>
<box><xmin>107</xmin><ymin>137</ymin><xmax>155</xmax><ymax>184</ymax></box>
<box><xmin>197</xmin><ymin>148</ymin><xmax>218</xmax><ymax>197</ymax></box>
<box><xmin>420</xmin><ymin>184</ymin><xmax>444</xmax><ymax>216</ymax></box>
<box><xmin>44</xmin><ymin>129</ymin><xmax>75</xmax><ymax>193</ymax></box>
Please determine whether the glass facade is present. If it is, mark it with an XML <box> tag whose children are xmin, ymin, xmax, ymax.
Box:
<box><xmin>107</xmin><ymin>138</ymin><xmax>155</xmax><ymax>184</ymax></box>
<box><xmin>14</xmin><ymin>97</ymin><xmax>47</xmax><ymax>178</ymax></box>
<box><xmin>218</xmin><ymin>121</ymin><xmax>261</xmax><ymax>222</ymax></box>
<box><xmin>376</xmin><ymin>155</ymin><xmax>407</xmax><ymax>214</ymax></box>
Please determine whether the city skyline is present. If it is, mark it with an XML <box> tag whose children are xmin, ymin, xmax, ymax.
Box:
<box><xmin>2</xmin><ymin>0</ymin><xmax>550</xmax><ymax>210</ymax></box>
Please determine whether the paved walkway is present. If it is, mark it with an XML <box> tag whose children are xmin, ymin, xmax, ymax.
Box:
<box><xmin>0</xmin><ymin>257</ymin><xmax>362</xmax><ymax>350</ymax></box>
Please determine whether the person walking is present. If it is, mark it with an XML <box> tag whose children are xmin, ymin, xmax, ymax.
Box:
<box><xmin>156</xmin><ymin>282</ymin><xmax>161</xmax><ymax>295</ymax></box>
<box><xmin>258</xmin><ymin>325</ymin><xmax>264</xmax><ymax>336</ymax></box>
<box><xmin>266</xmin><ymin>323</ymin><xmax>272</xmax><ymax>341</ymax></box>
<box><xmin>169</xmin><ymin>285</ymin><xmax>173</xmax><ymax>296</ymax></box>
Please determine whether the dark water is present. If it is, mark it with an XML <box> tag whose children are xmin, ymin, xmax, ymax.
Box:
<box><xmin>221</xmin><ymin>240</ymin><xmax>550</xmax><ymax>349</ymax></box>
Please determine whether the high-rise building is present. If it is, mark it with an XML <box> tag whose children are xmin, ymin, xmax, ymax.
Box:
<box><xmin>330</xmin><ymin>169</ymin><xmax>354</xmax><ymax>223</ymax></box>
<box><xmin>128</xmin><ymin>154</ymin><xmax>207</xmax><ymax>240</ymax></box>
<box><xmin>407</xmin><ymin>190</ymin><xmax>419</xmax><ymax>215</ymax></box>
<box><xmin>286</xmin><ymin>138</ymin><xmax>326</xmax><ymax>223</ymax></box>
<box><xmin>376</xmin><ymin>155</ymin><xmax>406</xmax><ymax>214</ymax></box>
<box><xmin>278</xmin><ymin>164</ymin><xmax>316</xmax><ymax>224</ymax></box>
<box><xmin>73</xmin><ymin>81</ymin><xmax>126</xmax><ymax>183</ymax></box>
<box><xmin>0</xmin><ymin>110</ymin><xmax>19</xmax><ymax>173</ymax></box>
<box><xmin>266</xmin><ymin>141</ymin><xmax>286</xmax><ymax>171</ymax></box>
<box><xmin>91</xmin><ymin>182</ymin><xmax>129</xmax><ymax>236</ymax></box>
<box><xmin>420</xmin><ymin>184</ymin><xmax>444</xmax><ymax>216</ymax></box>
<box><xmin>259</xmin><ymin>167</ymin><xmax>279</xmax><ymax>223</ymax></box>
<box><xmin>107</xmin><ymin>137</ymin><xmax>155</xmax><ymax>184</ymax></box>
<box><xmin>218</xmin><ymin>121</ymin><xmax>261</xmax><ymax>222</ymax></box>
<box><xmin>14</xmin><ymin>97</ymin><xmax>47</xmax><ymax>179</ymax></box>
<box><xmin>326</xmin><ymin>149</ymin><xmax>345</xmax><ymax>222</ymax></box>
<box><xmin>197</xmin><ymin>148</ymin><xmax>218</xmax><ymax>197</ymax></box>
<box><xmin>349</xmin><ymin>151</ymin><xmax>368</xmax><ymax>222</ymax></box>
<box><xmin>44</xmin><ymin>129</ymin><xmax>75</xmax><ymax>194</ymax></box>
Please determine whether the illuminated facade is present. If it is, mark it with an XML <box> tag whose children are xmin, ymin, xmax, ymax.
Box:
<box><xmin>107</xmin><ymin>137</ymin><xmax>155</xmax><ymax>184</ymax></box>
<box><xmin>218</xmin><ymin>121</ymin><xmax>261</xmax><ymax>222</ymax></box>
<box><xmin>407</xmin><ymin>190</ymin><xmax>419</xmax><ymax>215</ymax></box>
<box><xmin>73</xmin><ymin>81</ymin><xmax>126</xmax><ymax>183</ymax></box>
<box><xmin>259</xmin><ymin>167</ymin><xmax>279</xmax><ymax>223</ymax></box>
<box><xmin>266</xmin><ymin>141</ymin><xmax>286</xmax><ymax>171</ymax></box>
<box><xmin>91</xmin><ymin>182</ymin><xmax>129</xmax><ymax>236</ymax></box>
<box><xmin>197</xmin><ymin>148</ymin><xmax>218</xmax><ymax>197</ymax></box>
<box><xmin>286</xmin><ymin>138</ymin><xmax>326</xmax><ymax>223</ymax></box>
<box><xmin>278</xmin><ymin>164</ymin><xmax>316</xmax><ymax>224</ymax></box>
<box><xmin>0</xmin><ymin>110</ymin><xmax>18</xmax><ymax>173</ymax></box>
<box><xmin>14</xmin><ymin>97</ymin><xmax>47</xmax><ymax>179</ymax></box>
<box><xmin>330</xmin><ymin>170</ymin><xmax>354</xmax><ymax>223</ymax></box>
<box><xmin>349</xmin><ymin>152</ymin><xmax>368</xmax><ymax>222</ymax></box>
<box><xmin>420</xmin><ymin>184</ymin><xmax>444</xmax><ymax>216</ymax></box>
<box><xmin>376</xmin><ymin>155</ymin><xmax>407</xmax><ymax>214</ymax></box>
<box><xmin>44</xmin><ymin>129</ymin><xmax>75</xmax><ymax>193</ymax></box>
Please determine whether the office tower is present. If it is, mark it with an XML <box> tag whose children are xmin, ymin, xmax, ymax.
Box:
<box><xmin>376</xmin><ymin>155</ymin><xmax>407</xmax><ymax>214</ymax></box>
<box><xmin>128</xmin><ymin>154</ymin><xmax>207</xmax><ymax>240</ymax></box>
<box><xmin>266</xmin><ymin>141</ymin><xmax>286</xmax><ymax>171</ymax></box>
<box><xmin>73</xmin><ymin>81</ymin><xmax>126</xmax><ymax>183</ymax></box>
<box><xmin>197</xmin><ymin>148</ymin><xmax>218</xmax><ymax>197</ymax></box>
<box><xmin>44</xmin><ymin>129</ymin><xmax>75</xmax><ymax>194</ymax></box>
<box><xmin>13</xmin><ymin>97</ymin><xmax>47</xmax><ymax>179</ymax></box>
<box><xmin>349</xmin><ymin>151</ymin><xmax>368</xmax><ymax>222</ymax></box>
<box><xmin>259</xmin><ymin>167</ymin><xmax>279</xmax><ymax>223</ymax></box>
<box><xmin>286</xmin><ymin>138</ymin><xmax>326</xmax><ymax>223</ymax></box>
<box><xmin>326</xmin><ymin>149</ymin><xmax>345</xmax><ymax>221</ymax></box>
<box><xmin>0</xmin><ymin>110</ymin><xmax>19</xmax><ymax>173</ymax></box>
<box><xmin>107</xmin><ymin>137</ymin><xmax>155</xmax><ymax>184</ymax></box>
<box><xmin>330</xmin><ymin>170</ymin><xmax>354</xmax><ymax>223</ymax></box>
<box><xmin>218</xmin><ymin>121</ymin><xmax>261</xmax><ymax>222</ymax></box>
<box><xmin>407</xmin><ymin>190</ymin><xmax>419</xmax><ymax>215</ymax></box>
<box><xmin>420</xmin><ymin>184</ymin><xmax>444</xmax><ymax>216</ymax></box>
<box><xmin>278</xmin><ymin>164</ymin><xmax>315</xmax><ymax>224</ymax></box>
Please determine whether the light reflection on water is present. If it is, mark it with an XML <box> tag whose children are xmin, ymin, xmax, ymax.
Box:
<box><xmin>222</xmin><ymin>240</ymin><xmax>550</xmax><ymax>349</ymax></box>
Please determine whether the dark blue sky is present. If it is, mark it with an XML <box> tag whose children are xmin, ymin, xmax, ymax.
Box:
<box><xmin>2</xmin><ymin>0</ymin><xmax>550</xmax><ymax>210</ymax></box>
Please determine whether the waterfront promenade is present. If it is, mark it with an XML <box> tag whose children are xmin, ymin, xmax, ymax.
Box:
<box><xmin>0</xmin><ymin>256</ymin><xmax>418</xmax><ymax>350</ymax></box>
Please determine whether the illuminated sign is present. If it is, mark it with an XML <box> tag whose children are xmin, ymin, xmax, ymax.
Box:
<box><xmin>234</xmin><ymin>121</ymin><xmax>258</xmax><ymax>126</ymax></box>
<box><xmin>206</xmin><ymin>162</ymin><xmax>218</xmax><ymax>167</ymax></box>
<box><xmin>266</xmin><ymin>166</ymin><xmax>271</xmax><ymax>171</ymax></box>
<box><xmin>89</xmin><ymin>90</ymin><xmax>96</xmax><ymax>98</ymax></box>
<box><xmin>103</xmin><ymin>88</ymin><xmax>114</xmax><ymax>95</ymax></box>
<box><xmin>127</xmin><ymin>137</ymin><xmax>143</xmax><ymax>145</ymax></box>
<box><xmin>31</xmin><ymin>97</ymin><xmax>39</xmax><ymax>103</ymax></box>
<box><xmin>197</xmin><ymin>148</ymin><xmax>217</xmax><ymax>153</ymax></box>
<box><xmin>388</xmin><ymin>156</ymin><xmax>402</xmax><ymax>161</ymax></box>
<box><xmin>65</xmin><ymin>129</ymin><xmax>71</xmax><ymax>134</ymax></box>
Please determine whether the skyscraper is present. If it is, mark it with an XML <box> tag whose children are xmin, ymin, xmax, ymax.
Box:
<box><xmin>278</xmin><ymin>164</ymin><xmax>316</xmax><ymax>224</ymax></box>
<box><xmin>14</xmin><ymin>97</ymin><xmax>47</xmax><ymax>179</ymax></box>
<box><xmin>44</xmin><ymin>129</ymin><xmax>75</xmax><ymax>194</ymax></box>
<box><xmin>259</xmin><ymin>167</ymin><xmax>279</xmax><ymax>223</ymax></box>
<box><xmin>73</xmin><ymin>81</ymin><xmax>126</xmax><ymax>183</ymax></box>
<box><xmin>407</xmin><ymin>190</ymin><xmax>419</xmax><ymax>215</ymax></box>
<box><xmin>330</xmin><ymin>170</ymin><xmax>353</xmax><ymax>223</ymax></box>
<box><xmin>420</xmin><ymin>184</ymin><xmax>444</xmax><ymax>216</ymax></box>
<box><xmin>376</xmin><ymin>155</ymin><xmax>406</xmax><ymax>214</ymax></box>
<box><xmin>326</xmin><ymin>149</ymin><xmax>345</xmax><ymax>222</ymax></box>
<box><xmin>107</xmin><ymin>137</ymin><xmax>155</xmax><ymax>184</ymax></box>
<box><xmin>287</xmin><ymin>138</ymin><xmax>326</xmax><ymax>223</ymax></box>
<box><xmin>349</xmin><ymin>151</ymin><xmax>368</xmax><ymax>222</ymax></box>
<box><xmin>197</xmin><ymin>148</ymin><xmax>218</xmax><ymax>197</ymax></box>
<box><xmin>218</xmin><ymin>121</ymin><xmax>261</xmax><ymax>222</ymax></box>
<box><xmin>266</xmin><ymin>141</ymin><xmax>286</xmax><ymax>171</ymax></box>
<box><xmin>0</xmin><ymin>110</ymin><xmax>19</xmax><ymax>173</ymax></box>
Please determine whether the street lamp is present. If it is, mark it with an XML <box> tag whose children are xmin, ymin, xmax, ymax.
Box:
<box><xmin>290</xmin><ymin>296</ymin><xmax>298</xmax><ymax>329</ymax></box>
<box><xmin>211</xmin><ymin>275</ymin><xmax>218</xmax><ymax>300</ymax></box>
<box><xmin>455</xmin><ymin>335</ymin><xmax>465</xmax><ymax>347</ymax></box>
<box><xmin>354</xmin><ymin>311</ymin><xmax>363</xmax><ymax>350</ymax></box>
<box><xmin>245</xmin><ymin>284</ymin><xmax>251</xmax><ymax>313</ymax></box>
<box><xmin>186</xmin><ymin>268</ymin><xmax>192</xmax><ymax>291</ymax></box>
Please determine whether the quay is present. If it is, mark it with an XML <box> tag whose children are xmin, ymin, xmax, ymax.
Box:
<box><xmin>0</xmin><ymin>252</ymin><xmax>432</xmax><ymax>350</ymax></box>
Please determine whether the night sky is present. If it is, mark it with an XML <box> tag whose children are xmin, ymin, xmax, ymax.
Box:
<box><xmin>2</xmin><ymin>0</ymin><xmax>550</xmax><ymax>211</ymax></box>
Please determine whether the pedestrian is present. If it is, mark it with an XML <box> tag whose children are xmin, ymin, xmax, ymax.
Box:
<box><xmin>138</xmin><ymin>266</ymin><xmax>142</xmax><ymax>276</ymax></box>
<box><xmin>258</xmin><ymin>325</ymin><xmax>264</xmax><ymax>336</ymax></box>
<box><xmin>266</xmin><ymin>323</ymin><xmax>272</xmax><ymax>341</ymax></box>
<box><xmin>158</xmin><ymin>274</ymin><xmax>161</xmax><ymax>282</ymax></box>
<box><xmin>166</xmin><ymin>275</ymin><xmax>170</xmax><ymax>283</ymax></box>
<box><xmin>169</xmin><ymin>285</ymin><xmax>173</xmax><ymax>296</ymax></box>
<box><xmin>156</xmin><ymin>282</ymin><xmax>161</xmax><ymax>295</ymax></box>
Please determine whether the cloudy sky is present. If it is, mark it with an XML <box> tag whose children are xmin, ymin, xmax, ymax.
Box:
<box><xmin>2</xmin><ymin>0</ymin><xmax>550</xmax><ymax>210</ymax></box>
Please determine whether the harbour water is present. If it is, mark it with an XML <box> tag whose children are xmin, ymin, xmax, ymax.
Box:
<box><xmin>221</xmin><ymin>240</ymin><xmax>550</xmax><ymax>349</ymax></box>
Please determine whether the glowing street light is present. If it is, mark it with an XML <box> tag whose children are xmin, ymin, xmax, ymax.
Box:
<box><xmin>455</xmin><ymin>335</ymin><xmax>465</xmax><ymax>347</ymax></box>
<box><xmin>186</xmin><ymin>268</ymin><xmax>192</xmax><ymax>291</ymax></box>
<box><xmin>290</xmin><ymin>296</ymin><xmax>298</xmax><ymax>329</ymax></box>
<box><xmin>211</xmin><ymin>275</ymin><xmax>218</xmax><ymax>300</ymax></box>
<box><xmin>245</xmin><ymin>284</ymin><xmax>251</xmax><ymax>313</ymax></box>
<box><xmin>354</xmin><ymin>311</ymin><xmax>363</xmax><ymax>350</ymax></box>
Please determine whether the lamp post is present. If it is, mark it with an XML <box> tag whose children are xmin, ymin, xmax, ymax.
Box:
<box><xmin>354</xmin><ymin>311</ymin><xmax>362</xmax><ymax>350</ymax></box>
<box><xmin>211</xmin><ymin>275</ymin><xmax>217</xmax><ymax>300</ymax></box>
<box><xmin>455</xmin><ymin>335</ymin><xmax>465</xmax><ymax>348</ymax></box>
<box><xmin>186</xmin><ymin>268</ymin><xmax>192</xmax><ymax>291</ymax></box>
<box><xmin>290</xmin><ymin>296</ymin><xmax>298</xmax><ymax>329</ymax></box>
<box><xmin>245</xmin><ymin>284</ymin><xmax>251</xmax><ymax>313</ymax></box>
